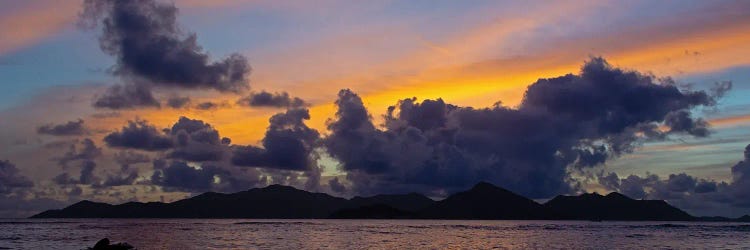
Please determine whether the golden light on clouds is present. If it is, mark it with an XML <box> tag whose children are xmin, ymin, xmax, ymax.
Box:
<box><xmin>12</xmin><ymin>0</ymin><xmax>745</xmax><ymax>148</ymax></box>
<box><xmin>708</xmin><ymin>114</ymin><xmax>750</xmax><ymax>128</ymax></box>
<box><xmin>2</xmin><ymin>0</ymin><xmax>750</xmax><ymax>219</ymax></box>
<box><xmin>107</xmin><ymin>16</ymin><xmax>750</xmax><ymax>146</ymax></box>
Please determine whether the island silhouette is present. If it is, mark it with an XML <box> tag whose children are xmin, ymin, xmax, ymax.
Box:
<box><xmin>32</xmin><ymin>182</ymin><xmax>750</xmax><ymax>221</ymax></box>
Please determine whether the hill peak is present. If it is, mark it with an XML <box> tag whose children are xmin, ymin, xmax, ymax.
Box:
<box><xmin>605</xmin><ymin>192</ymin><xmax>631</xmax><ymax>200</ymax></box>
<box><xmin>259</xmin><ymin>184</ymin><xmax>301</xmax><ymax>192</ymax></box>
<box><xmin>472</xmin><ymin>181</ymin><xmax>496</xmax><ymax>189</ymax></box>
<box><xmin>419</xmin><ymin>181</ymin><xmax>550</xmax><ymax>219</ymax></box>
<box><xmin>544</xmin><ymin>191</ymin><xmax>693</xmax><ymax>221</ymax></box>
<box><xmin>581</xmin><ymin>192</ymin><xmax>603</xmax><ymax>197</ymax></box>
<box><xmin>468</xmin><ymin>181</ymin><xmax>507</xmax><ymax>193</ymax></box>
<box><xmin>30</xmin><ymin>182</ymin><xmax>699</xmax><ymax>221</ymax></box>
<box><xmin>738</xmin><ymin>215</ymin><xmax>750</xmax><ymax>222</ymax></box>
<box><xmin>69</xmin><ymin>200</ymin><xmax>108</xmax><ymax>207</ymax></box>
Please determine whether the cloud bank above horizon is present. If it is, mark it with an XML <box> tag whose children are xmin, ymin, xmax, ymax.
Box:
<box><xmin>1</xmin><ymin>0</ymin><xmax>750</xmax><ymax>218</ymax></box>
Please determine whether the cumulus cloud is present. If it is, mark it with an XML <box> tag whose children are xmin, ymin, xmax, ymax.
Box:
<box><xmin>93</xmin><ymin>83</ymin><xmax>160</xmax><ymax>109</ymax></box>
<box><xmin>237</xmin><ymin>91</ymin><xmax>307</xmax><ymax>108</ymax></box>
<box><xmin>729</xmin><ymin>144</ymin><xmax>750</xmax><ymax>207</ymax></box>
<box><xmin>328</xmin><ymin>177</ymin><xmax>347</xmax><ymax>194</ymax></box>
<box><xmin>95</xmin><ymin>170</ymin><xmax>139</xmax><ymax>188</ymax></box>
<box><xmin>167</xmin><ymin>117</ymin><xmax>229</xmax><ymax>162</ymax></box>
<box><xmin>53</xmin><ymin>160</ymin><xmax>99</xmax><ymax>185</ymax></box>
<box><xmin>598</xmin><ymin>171</ymin><xmax>731</xmax><ymax>214</ymax></box>
<box><xmin>56</xmin><ymin>139</ymin><xmax>102</xmax><ymax>167</ymax></box>
<box><xmin>78</xmin><ymin>160</ymin><xmax>98</xmax><ymax>185</ymax></box>
<box><xmin>599</xmin><ymin>143</ymin><xmax>750</xmax><ymax>216</ymax></box>
<box><xmin>81</xmin><ymin>0</ymin><xmax>251</xmax><ymax>109</ymax></box>
<box><xmin>104</xmin><ymin>117</ymin><xmax>230</xmax><ymax>162</ymax></box>
<box><xmin>113</xmin><ymin>150</ymin><xmax>150</xmax><ymax>169</ymax></box>
<box><xmin>151</xmin><ymin>161</ymin><xmax>220</xmax><ymax>191</ymax></box>
<box><xmin>194</xmin><ymin>101</ymin><xmax>221</xmax><ymax>110</ymax></box>
<box><xmin>231</xmin><ymin>108</ymin><xmax>320</xmax><ymax>170</ymax></box>
<box><xmin>167</xmin><ymin>100</ymin><xmax>229</xmax><ymax>110</ymax></box>
<box><xmin>52</xmin><ymin>173</ymin><xmax>75</xmax><ymax>185</ymax></box>
<box><xmin>91</xmin><ymin>112</ymin><xmax>121</xmax><ymax>119</ymax></box>
<box><xmin>151</xmin><ymin>160</ymin><xmax>261</xmax><ymax>192</ymax></box>
<box><xmin>104</xmin><ymin>119</ymin><xmax>173</xmax><ymax>151</ymax></box>
<box><xmin>166</xmin><ymin>96</ymin><xmax>191</xmax><ymax>109</ymax></box>
<box><xmin>664</xmin><ymin>110</ymin><xmax>709</xmax><ymax>137</ymax></box>
<box><xmin>50</xmin><ymin>138</ymin><xmax>103</xmax><ymax>186</ymax></box>
<box><xmin>0</xmin><ymin>160</ymin><xmax>34</xmax><ymax>194</ymax></box>
<box><xmin>710</xmin><ymin>81</ymin><xmax>733</xmax><ymax>99</ymax></box>
<box><xmin>80</xmin><ymin>0</ymin><xmax>250</xmax><ymax>92</ymax></box>
<box><xmin>323</xmin><ymin>58</ymin><xmax>721</xmax><ymax>197</ymax></box>
<box><xmin>37</xmin><ymin>119</ymin><xmax>89</xmax><ymax>136</ymax></box>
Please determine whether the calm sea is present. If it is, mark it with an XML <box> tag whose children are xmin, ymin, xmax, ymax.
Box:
<box><xmin>0</xmin><ymin>219</ymin><xmax>748</xmax><ymax>249</ymax></box>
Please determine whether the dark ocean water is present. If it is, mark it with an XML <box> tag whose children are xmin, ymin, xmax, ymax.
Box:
<box><xmin>0</xmin><ymin>219</ymin><xmax>748</xmax><ymax>249</ymax></box>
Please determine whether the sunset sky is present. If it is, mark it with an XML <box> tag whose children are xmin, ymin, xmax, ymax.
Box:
<box><xmin>1</xmin><ymin>0</ymin><xmax>750</xmax><ymax>218</ymax></box>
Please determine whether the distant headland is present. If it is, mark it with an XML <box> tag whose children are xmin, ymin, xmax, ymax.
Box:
<box><xmin>31</xmin><ymin>182</ymin><xmax>750</xmax><ymax>222</ymax></box>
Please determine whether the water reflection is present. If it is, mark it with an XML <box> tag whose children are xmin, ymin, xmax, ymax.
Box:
<box><xmin>1</xmin><ymin>219</ymin><xmax>748</xmax><ymax>249</ymax></box>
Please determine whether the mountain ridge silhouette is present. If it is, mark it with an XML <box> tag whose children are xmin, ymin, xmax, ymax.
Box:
<box><xmin>31</xmin><ymin>182</ymin><xmax>748</xmax><ymax>221</ymax></box>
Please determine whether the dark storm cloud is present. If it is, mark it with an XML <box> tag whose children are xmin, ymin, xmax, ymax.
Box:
<box><xmin>598</xmin><ymin>171</ymin><xmax>733</xmax><ymax>213</ymax></box>
<box><xmin>666</xmin><ymin>173</ymin><xmax>699</xmax><ymax>193</ymax></box>
<box><xmin>52</xmin><ymin>173</ymin><xmax>75</xmax><ymax>185</ymax></box>
<box><xmin>598</xmin><ymin>172</ymin><xmax>707</xmax><ymax>199</ymax></box>
<box><xmin>167</xmin><ymin>117</ymin><xmax>228</xmax><ymax>162</ymax></box>
<box><xmin>43</xmin><ymin>140</ymin><xmax>73</xmax><ymax>149</ymax></box>
<box><xmin>151</xmin><ymin>161</ymin><xmax>261</xmax><ymax>192</ymax></box>
<box><xmin>237</xmin><ymin>91</ymin><xmax>307</xmax><ymax>108</ymax></box>
<box><xmin>694</xmin><ymin>180</ymin><xmax>718</xmax><ymax>193</ymax></box>
<box><xmin>710</xmin><ymin>81</ymin><xmax>733</xmax><ymax>99</ymax></box>
<box><xmin>52</xmin><ymin>139</ymin><xmax>103</xmax><ymax>186</ymax></box>
<box><xmin>166</xmin><ymin>96</ymin><xmax>191</xmax><ymax>109</ymax></box>
<box><xmin>731</xmin><ymin>144</ymin><xmax>750</xmax><ymax>180</ymax></box>
<box><xmin>104</xmin><ymin>120</ymin><xmax>173</xmax><ymax>151</ymax></box>
<box><xmin>80</xmin><ymin>0</ymin><xmax>250</xmax><ymax>93</ymax></box>
<box><xmin>231</xmin><ymin>108</ymin><xmax>320</xmax><ymax>170</ymax></box>
<box><xmin>104</xmin><ymin>117</ymin><xmax>229</xmax><ymax>162</ymax></box>
<box><xmin>170</xmin><ymin>117</ymin><xmax>220</xmax><ymax>144</ymax></box>
<box><xmin>323</xmin><ymin>58</ymin><xmax>722</xmax><ymax>197</ymax></box>
<box><xmin>597</xmin><ymin>172</ymin><xmax>621</xmax><ymax>190</ymax></box>
<box><xmin>194</xmin><ymin>101</ymin><xmax>219</xmax><ymax>110</ymax></box>
<box><xmin>113</xmin><ymin>150</ymin><xmax>150</xmax><ymax>169</ymax></box>
<box><xmin>68</xmin><ymin>186</ymin><xmax>84</xmax><ymax>197</ymax></box>
<box><xmin>91</xmin><ymin>111</ymin><xmax>121</xmax><ymax>119</ymax></box>
<box><xmin>328</xmin><ymin>177</ymin><xmax>347</xmax><ymax>194</ymax></box>
<box><xmin>37</xmin><ymin>119</ymin><xmax>89</xmax><ymax>136</ymax></box>
<box><xmin>111</xmin><ymin>150</ymin><xmax>151</xmax><ymax>188</ymax></box>
<box><xmin>151</xmin><ymin>161</ymin><xmax>219</xmax><ymax>191</ymax></box>
<box><xmin>729</xmin><ymin>144</ymin><xmax>750</xmax><ymax>206</ymax></box>
<box><xmin>0</xmin><ymin>160</ymin><xmax>34</xmax><ymax>194</ymax></box>
<box><xmin>664</xmin><ymin>110</ymin><xmax>709</xmax><ymax>137</ymax></box>
<box><xmin>324</xmin><ymin>90</ymin><xmax>392</xmax><ymax>175</ymax></box>
<box><xmin>599</xmin><ymin>143</ymin><xmax>750</xmax><ymax>214</ymax></box>
<box><xmin>619</xmin><ymin>174</ymin><xmax>660</xmax><ymax>199</ymax></box>
<box><xmin>56</xmin><ymin>139</ymin><xmax>102</xmax><ymax>167</ymax></box>
<box><xmin>93</xmin><ymin>83</ymin><xmax>160</xmax><ymax>109</ymax></box>
<box><xmin>78</xmin><ymin>160</ymin><xmax>98</xmax><ymax>185</ymax></box>
<box><xmin>53</xmin><ymin>160</ymin><xmax>99</xmax><ymax>185</ymax></box>
<box><xmin>152</xmin><ymin>158</ymin><xmax>167</xmax><ymax>170</ymax></box>
<box><xmin>95</xmin><ymin>170</ymin><xmax>139</xmax><ymax>188</ymax></box>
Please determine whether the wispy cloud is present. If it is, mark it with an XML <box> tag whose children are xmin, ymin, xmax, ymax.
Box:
<box><xmin>0</xmin><ymin>1</ymin><xmax>77</xmax><ymax>56</ymax></box>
